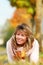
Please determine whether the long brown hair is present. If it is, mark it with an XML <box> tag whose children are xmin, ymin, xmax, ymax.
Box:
<box><xmin>11</xmin><ymin>23</ymin><xmax>34</xmax><ymax>54</ymax></box>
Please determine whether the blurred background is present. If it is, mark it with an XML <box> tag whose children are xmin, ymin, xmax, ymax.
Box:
<box><xmin>0</xmin><ymin>0</ymin><xmax>43</xmax><ymax>65</ymax></box>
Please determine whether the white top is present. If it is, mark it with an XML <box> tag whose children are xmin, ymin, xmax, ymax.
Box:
<box><xmin>6</xmin><ymin>38</ymin><xmax>14</xmax><ymax>63</ymax></box>
<box><xmin>6</xmin><ymin>38</ymin><xmax>39</xmax><ymax>63</ymax></box>
<box><xmin>26</xmin><ymin>39</ymin><xmax>39</xmax><ymax>63</ymax></box>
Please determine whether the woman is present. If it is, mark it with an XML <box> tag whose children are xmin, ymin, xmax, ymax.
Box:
<box><xmin>6</xmin><ymin>23</ymin><xmax>39</xmax><ymax>64</ymax></box>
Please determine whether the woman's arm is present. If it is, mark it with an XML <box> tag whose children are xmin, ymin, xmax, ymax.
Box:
<box><xmin>6</xmin><ymin>38</ymin><xmax>14</xmax><ymax>63</ymax></box>
<box><xmin>30</xmin><ymin>39</ymin><xmax>39</xmax><ymax>64</ymax></box>
<box><xmin>26</xmin><ymin>39</ymin><xmax>39</xmax><ymax>64</ymax></box>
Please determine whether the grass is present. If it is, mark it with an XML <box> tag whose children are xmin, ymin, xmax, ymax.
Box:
<box><xmin>0</xmin><ymin>47</ymin><xmax>43</xmax><ymax>65</ymax></box>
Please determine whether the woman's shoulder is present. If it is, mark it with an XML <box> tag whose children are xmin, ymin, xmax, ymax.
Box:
<box><xmin>6</xmin><ymin>38</ymin><xmax>12</xmax><ymax>47</ymax></box>
<box><xmin>33</xmin><ymin>39</ymin><xmax>39</xmax><ymax>47</ymax></box>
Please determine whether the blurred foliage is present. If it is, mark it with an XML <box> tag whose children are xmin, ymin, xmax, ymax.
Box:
<box><xmin>9</xmin><ymin>0</ymin><xmax>36</xmax><ymax>7</ymax></box>
<box><xmin>8</xmin><ymin>0</ymin><xmax>36</xmax><ymax>15</ymax></box>
<box><xmin>27</xmin><ymin>7</ymin><xmax>34</xmax><ymax>15</ymax></box>
<box><xmin>9</xmin><ymin>0</ymin><xmax>30</xmax><ymax>7</ymax></box>
<box><xmin>0</xmin><ymin>20</ymin><xmax>15</xmax><ymax>47</ymax></box>
<box><xmin>4</xmin><ymin>27</ymin><xmax>14</xmax><ymax>47</ymax></box>
<box><xmin>9</xmin><ymin>7</ymin><xmax>34</xmax><ymax>29</ymax></box>
<box><xmin>8</xmin><ymin>0</ymin><xmax>36</xmax><ymax>29</ymax></box>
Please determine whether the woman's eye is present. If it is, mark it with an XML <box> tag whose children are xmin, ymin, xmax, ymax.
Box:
<box><xmin>21</xmin><ymin>34</ymin><xmax>26</xmax><ymax>37</ymax></box>
<box><xmin>21</xmin><ymin>34</ymin><xmax>24</xmax><ymax>36</ymax></box>
<box><xmin>17</xmin><ymin>34</ymin><xmax>20</xmax><ymax>35</ymax></box>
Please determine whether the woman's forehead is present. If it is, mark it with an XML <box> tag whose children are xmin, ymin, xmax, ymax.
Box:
<box><xmin>16</xmin><ymin>29</ymin><xmax>27</xmax><ymax>34</ymax></box>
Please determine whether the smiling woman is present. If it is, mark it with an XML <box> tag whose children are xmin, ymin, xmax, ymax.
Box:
<box><xmin>6</xmin><ymin>23</ymin><xmax>39</xmax><ymax>65</ymax></box>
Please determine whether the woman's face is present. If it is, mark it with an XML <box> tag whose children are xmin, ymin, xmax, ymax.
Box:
<box><xmin>16</xmin><ymin>30</ymin><xmax>27</xmax><ymax>45</ymax></box>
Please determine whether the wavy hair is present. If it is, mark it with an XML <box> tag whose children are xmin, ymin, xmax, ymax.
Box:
<box><xmin>11</xmin><ymin>23</ymin><xmax>34</xmax><ymax>55</ymax></box>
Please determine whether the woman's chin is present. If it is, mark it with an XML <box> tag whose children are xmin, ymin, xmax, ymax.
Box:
<box><xmin>16</xmin><ymin>42</ymin><xmax>25</xmax><ymax>46</ymax></box>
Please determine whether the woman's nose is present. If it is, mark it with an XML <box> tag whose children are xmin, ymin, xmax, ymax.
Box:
<box><xmin>16</xmin><ymin>35</ymin><xmax>25</xmax><ymax>39</ymax></box>
<box><xmin>18</xmin><ymin>35</ymin><xmax>23</xmax><ymax>38</ymax></box>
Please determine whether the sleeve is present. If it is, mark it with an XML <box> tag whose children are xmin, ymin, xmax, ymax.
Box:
<box><xmin>6</xmin><ymin>38</ymin><xmax>14</xmax><ymax>63</ymax></box>
<box><xmin>30</xmin><ymin>39</ymin><xmax>39</xmax><ymax>63</ymax></box>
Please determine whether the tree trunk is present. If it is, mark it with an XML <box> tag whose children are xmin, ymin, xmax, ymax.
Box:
<box><xmin>35</xmin><ymin>0</ymin><xmax>42</xmax><ymax>51</ymax></box>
